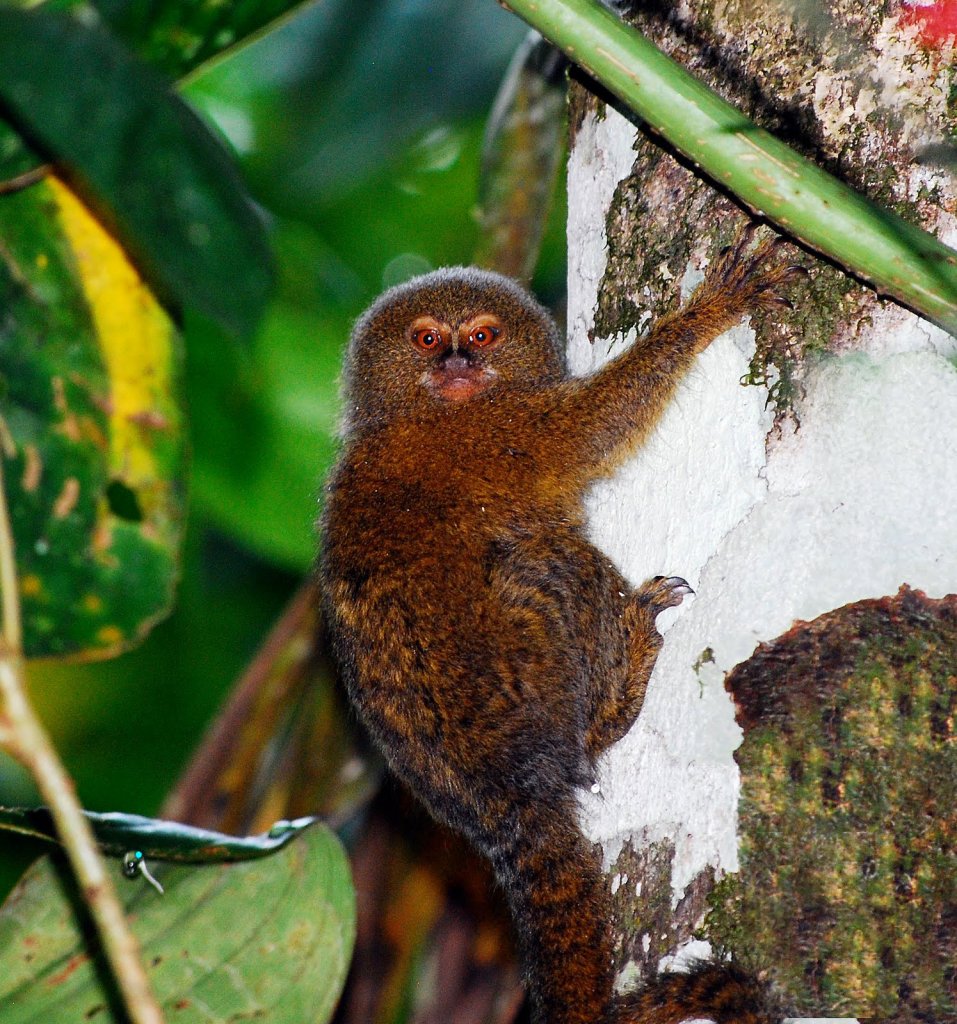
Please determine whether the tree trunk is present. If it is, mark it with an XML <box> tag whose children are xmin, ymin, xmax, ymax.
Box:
<box><xmin>566</xmin><ymin>2</ymin><xmax>957</xmax><ymax>1020</ymax></box>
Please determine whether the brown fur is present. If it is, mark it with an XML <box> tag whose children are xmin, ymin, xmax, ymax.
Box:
<box><xmin>320</xmin><ymin>232</ymin><xmax>798</xmax><ymax>1023</ymax></box>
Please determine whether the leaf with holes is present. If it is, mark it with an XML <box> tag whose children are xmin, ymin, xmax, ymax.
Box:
<box><xmin>0</xmin><ymin>175</ymin><xmax>185</xmax><ymax>659</ymax></box>
<box><xmin>0</xmin><ymin>821</ymin><xmax>355</xmax><ymax>1023</ymax></box>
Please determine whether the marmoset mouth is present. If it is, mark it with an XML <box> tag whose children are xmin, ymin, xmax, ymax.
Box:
<box><xmin>425</xmin><ymin>360</ymin><xmax>496</xmax><ymax>402</ymax></box>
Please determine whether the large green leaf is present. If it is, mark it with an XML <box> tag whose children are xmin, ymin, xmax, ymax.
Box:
<box><xmin>0</xmin><ymin>0</ymin><xmax>322</xmax><ymax>221</ymax></box>
<box><xmin>0</xmin><ymin>822</ymin><xmax>354</xmax><ymax>1023</ymax></box>
<box><xmin>0</xmin><ymin>5</ymin><xmax>272</xmax><ymax>338</ymax></box>
<box><xmin>0</xmin><ymin>176</ymin><xmax>185</xmax><ymax>659</ymax></box>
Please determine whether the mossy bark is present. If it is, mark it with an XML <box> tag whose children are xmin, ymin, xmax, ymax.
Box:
<box><xmin>570</xmin><ymin>0</ymin><xmax>957</xmax><ymax>415</ymax></box>
<box><xmin>714</xmin><ymin>587</ymin><xmax>956</xmax><ymax>1019</ymax></box>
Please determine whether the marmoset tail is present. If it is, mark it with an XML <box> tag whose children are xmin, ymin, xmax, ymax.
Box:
<box><xmin>320</xmin><ymin>231</ymin><xmax>799</xmax><ymax>1023</ymax></box>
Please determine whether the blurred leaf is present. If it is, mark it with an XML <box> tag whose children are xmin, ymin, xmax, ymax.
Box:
<box><xmin>0</xmin><ymin>5</ymin><xmax>272</xmax><ymax>338</ymax></box>
<box><xmin>0</xmin><ymin>806</ymin><xmax>318</xmax><ymax>861</ymax></box>
<box><xmin>475</xmin><ymin>31</ymin><xmax>567</xmax><ymax>283</ymax></box>
<box><xmin>213</xmin><ymin>0</ymin><xmax>527</xmax><ymax>207</ymax></box>
<box><xmin>186</xmin><ymin>296</ymin><xmax>344</xmax><ymax>570</ymax></box>
<box><xmin>0</xmin><ymin>822</ymin><xmax>354</xmax><ymax>1023</ymax></box>
<box><xmin>164</xmin><ymin>581</ymin><xmax>379</xmax><ymax>838</ymax></box>
<box><xmin>89</xmin><ymin>0</ymin><xmax>326</xmax><ymax>82</ymax></box>
<box><xmin>0</xmin><ymin>176</ymin><xmax>185</xmax><ymax>659</ymax></box>
<box><xmin>337</xmin><ymin>801</ymin><xmax>522</xmax><ymax>1024</ymax></box>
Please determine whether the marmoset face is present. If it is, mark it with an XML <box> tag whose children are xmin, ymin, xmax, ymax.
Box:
<box><xmin>342</xmin><ymin>266</ymin><xmax>565</xmax><ymax>430</ymax></box>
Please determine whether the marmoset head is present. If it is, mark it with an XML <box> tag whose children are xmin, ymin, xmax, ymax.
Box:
<box><xmin>341</xmin><ymin>267</ymin><xmax>565</xmax><ymax>432</ymax></box>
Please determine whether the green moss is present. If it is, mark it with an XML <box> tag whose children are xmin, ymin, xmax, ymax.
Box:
<box><xmin>945</xmin><ymin>76</ymin><xmax>957</xmax><ymax>138</ymax></box>
<box><xmin>710</xmin><ymin>588</ymin><xmax>957</xmax><ymax>1020</ymax></box>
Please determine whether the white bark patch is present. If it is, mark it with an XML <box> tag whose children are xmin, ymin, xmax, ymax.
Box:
<box><xmin>567</xmin><ymin>104</ymin><xmax>639</xmax><ymax>357</ymax></box>
<box><xmin>870</xmin><ymin>16</ymin><xmax>951</xmax><ymax>131</ymax></box>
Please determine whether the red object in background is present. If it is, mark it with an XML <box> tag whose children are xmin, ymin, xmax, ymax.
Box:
<box><xmin>901</xmin><ymin>0</ymin><xmax>957</xmax><ymax>44</ymax></box>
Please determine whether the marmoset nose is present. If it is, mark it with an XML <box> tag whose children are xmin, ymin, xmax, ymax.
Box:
<box><xmin>440</xmin><ymin>352</ymin><xmax>472</xmax><ymax>374</ymax></box>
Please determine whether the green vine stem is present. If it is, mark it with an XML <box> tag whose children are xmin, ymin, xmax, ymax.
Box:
<box><xmin>501</xmin><ymin>0</ymin><xmax>957</xmax><ymax>334</ymax></box>
<box><xmin>0</xmin><ymin>451</ymin><xmax>165</xmax><ymax>1024</ymax></box>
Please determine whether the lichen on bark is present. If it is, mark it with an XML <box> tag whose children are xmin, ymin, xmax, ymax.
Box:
<box><xmin>567</xmin><ymin>2</ymin><xmax>957</xmax><ymax>1010</ymax></box>
<box><xmin>710</xmin><ymin>587</ymin><xmax>957</xmax><ymax>1020</ymax></box>
<box><xmin>607</xmin><ymin>837</ymin><xmax>716</xmax><ymax>986</ymax></box>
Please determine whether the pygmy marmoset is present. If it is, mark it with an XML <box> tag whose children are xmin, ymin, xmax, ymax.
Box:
<box><xmin>320</xmin><ymin>230</ymin><xmax>800</xmax><ymax>1024</ymax></box>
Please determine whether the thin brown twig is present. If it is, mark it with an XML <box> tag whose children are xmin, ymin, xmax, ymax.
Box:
<box><xmin>0</xmin><ymin>164</ymin><xmax>50</xmax><ymax>196</ymax></box>
<box><xmin>0</xmin><ymin>448</ymin><xmax>165</xmax><ymax>1024</ymax></box>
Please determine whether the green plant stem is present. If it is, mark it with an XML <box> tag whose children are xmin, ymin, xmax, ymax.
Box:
<box><xmin>501</xmin><ymin>0</ymin><xmax>957</xmax><ymax>334</ymax></box>
<box><xmin>0</xmin><ymin>454</ymin><xmax>164</xmax><ymax>1024</ymax></box>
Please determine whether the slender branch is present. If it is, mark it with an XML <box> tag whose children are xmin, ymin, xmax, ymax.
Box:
<box><xmin>0</xmin><ymin>456</ymin><xmax>20</xmax><ymax>658</ymax></box>
<box><xmin>0</xmin><ymin>452</ymin><xmax>164</xmax><ymax>1024</ymax></box>
<box><xmin>0</xmin><ymin>163</ymin><xmax>50</xmax><ymax>196</ymax></box>
<box><xmin>501</xmin><ymin>0</ymin><xmax>957</xmax><ymax>335</ymax></box>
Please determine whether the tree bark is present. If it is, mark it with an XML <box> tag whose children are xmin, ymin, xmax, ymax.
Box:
<box><xmin>566</xmin><ymin>2</ymin><xmax>957</xmax><ymax>1020</ymax></box>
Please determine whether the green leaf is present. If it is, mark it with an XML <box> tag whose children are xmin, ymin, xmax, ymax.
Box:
<box><xmin>0</xmin><ymin>822</ymin><xmax>355</xmax><ymax>1023</ymax></box>
<box><xmin>0</xmin><ymin>176</ymin><xmax>186</xmax><ymax>658</ymax></box>
<box><xmin>89</xmin><ymin>0</ymin><xmax>321</xmax><ymax>81</ymax></box>
<box><xmin>0</xmin><ymin>5</ymin><xmax>272</xmax><ymax>338</ymax></box>
<box><xmin>0</xmin><ymin>0</ymin><xmax>318</xmax><ymax>180</ymax></box>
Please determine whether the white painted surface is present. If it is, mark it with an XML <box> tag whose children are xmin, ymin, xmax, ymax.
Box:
<box><xmin>566</xmin><ymin>102</ymin><xmax>956</xmax><ymax>1016</ymax></box>
<box><xmin>567</xmin><ymin>104</ymin><xmax>643</xmax><ymax>357</ymax></box>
